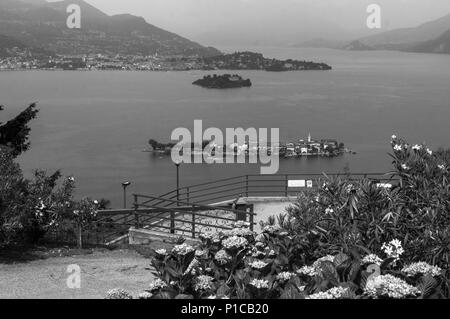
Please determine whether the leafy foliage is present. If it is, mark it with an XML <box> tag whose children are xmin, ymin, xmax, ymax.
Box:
<box><xmin>142</xmin><ymin>137</ymin><xmax>450</xmax><ymax>299</ymax></box>
<box><xmin>0</xmin><ymin>103</ymin><xmax>39</xmax><ymax>157</ymax></box>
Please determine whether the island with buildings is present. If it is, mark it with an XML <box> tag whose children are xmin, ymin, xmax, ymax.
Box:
<box><xmin>147</xmin><ymin>134</ymin><xmax>351</xmax><ymax>158</ymax></box>
<box><xmin>193</xmin><ymin>74</ymin><xmax>252</xmax><ymax>89</ymax></box>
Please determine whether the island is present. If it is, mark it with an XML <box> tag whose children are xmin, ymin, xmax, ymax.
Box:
<box><xmin>192</xmin><ymin>74</ymin><xmax>252</xmax><ymax>89</ymax></box>
<box><xmin>200</xmin><ymin>51</ymin><xmax>332</xmax><ymax>71</ymax></box>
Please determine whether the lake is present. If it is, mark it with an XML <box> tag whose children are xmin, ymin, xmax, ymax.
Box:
<box><xmin>1</xmin><ymin>47</ymin><xmax>450</xmax><ymax>207</ymax></box>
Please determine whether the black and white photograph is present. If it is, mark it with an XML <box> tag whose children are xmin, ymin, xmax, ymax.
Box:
<box><xmin>0</xmin><ymin>0</ymin><xmax>450</xmax><ymax>305</ymax></box>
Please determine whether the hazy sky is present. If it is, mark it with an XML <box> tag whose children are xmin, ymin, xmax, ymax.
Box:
<box><xmin>76</xmin><ymin>0</ymin><xmax>450</xmax><ymax>45</ymax></box>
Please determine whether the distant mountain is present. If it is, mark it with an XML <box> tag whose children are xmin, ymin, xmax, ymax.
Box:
<box><xmin>355</xmin><ymin>13</ymin><xmax>450</xmax><ymax>50</ymax></box>
<box><xmin>0</xmin><ymin>0</ymin><xmax>221</xmax><ymax>56</ymax></box>
<box><xmin>406</xmin><ymin>29</ymin><xmax>450</xmax><ymax>54</ymax></box>
<box><xmin>343</xmin><ymin>40</ymin><xmax>375</xmax><ymax>51</ymax></box>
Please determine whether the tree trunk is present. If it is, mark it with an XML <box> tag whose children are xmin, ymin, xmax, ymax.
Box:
<box><xmin>77</xmin><ymin>225</ymin><xmax>82</xmax><ymax>249</ymax></box>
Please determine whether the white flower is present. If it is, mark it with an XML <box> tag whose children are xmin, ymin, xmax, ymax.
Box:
<box><xmin>194</xmin><ymin>275</ymin><xmax>214</xmax><ymax>291</ymax></box>
<box><xmin>402</xmin><ymin>262</ymin><xmax>442</xmax><ymax>277</ymax></box>
<box><xmin>391</xmin><ymin>135</ymin><xmax>397</xmax><ymax>140</ymax></box>
<box><xmin>138</xmin><ymin>292</ymin><xmax>153</xmax><ymax>299</ymax></box>
<box><xmin>276</xmin><ymin>272</ymin><xmax>295</xmax><ymax>282</ymax></box>
<box><xmin>105</xmin><ymin>288</ymin><xmax>133</xmax><ymax>299</ymax></box>
<box><xmin>222</xmin><ymin>236</ymin><xmax>248</xmax><ymax>250</ymax></box>
<box><xmin>249</xmin><ymin>279</ymin><xmax>269</xmax><ymax>289</ymax></box>
<box><xmin>249</xmin><ymin>260</ymin><xmax>268</xmax><ymax>269</ymax></box>
<box><xmin>155</xmin><ymin>249</ymin><xmax>167</xmax><ymax>256</ymax></box>
<box><xmin>93</xmin><ymin>200</ymin><xmax>99</xmax><ymax>205</ymax></box>
<box><xmin>401</xmin><ymin>164</ymin><xmax>410</xmax><ymax>171</ymax></box>
<box><xmin>297</xmin><ymin>265</ymin><xmax>319</xmax><ymax>277</ymax></box>
<box><xmin>382</xmin><ymin>239</ymin><xmax>404</xmax><ymax>261</ymax></box>
<box><xmin>325</xmin><ymin>207</ymin><xmax>334</xmax><ymax>214</ymax></box>
<box><xmin>307</xmin><ymin>287</ymin><xmax>349</xmax><ymax>299</ymax></box>
<box><xmin>362</xmin><ymin>254</ymin><xmax>383</xmax><ymax>266</ymax></box>
<box><xmin>172</xmin><ymin>243</ymin><xmax>195</xmax><ymax>256</ymax></box>
<box><xmin>252</xmin><ymin>250</ymin><xmax>266</xmax><ymax>258</ymax></box>
<box><xmin>412</xmin><ymin>144</ymin><xmax>422</xmax><ymax>151</ymax></box>
<box><xmin>394</xmin><ymin>145</ymin><xmax>402</xmax><ymax>151</ymax></box>
<box><xmin>438</xmin><ymin>164</ymin><xmax>446</xmax><ymax>171</ymax></box>
<box><xmin>365</xmin><ymin>275</ymin><xmax>420</xmax><ymax>299</ymax></box>
<box><xmin>426</xmin><ymin>149</ymin><xmax>433</xmax><ymax>155</ymax></box>
<box><xmin>215</xmin><ymin>250</ymin><xmax>232</xmax><ymax>265</ymax></box>
<box><xmin>68</xmin><ymin>177</ymin><xmax>75</xmax><ymax>182</ymax></box>
<box><xmin>148</xmin><ymin>279</ymin><xmax>168</xmax><ymax>292</ymax></box>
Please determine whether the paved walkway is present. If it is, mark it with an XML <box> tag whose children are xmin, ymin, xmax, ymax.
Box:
<box><xmin>0</xmin><ymin>249</ymin><xmax>153</xmax><ymax>299</ymax></box>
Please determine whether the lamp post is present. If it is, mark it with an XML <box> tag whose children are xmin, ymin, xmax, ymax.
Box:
<box><xmin>122</xmin><ymin>181</ymin><xmax>131</xmax><ymax>209</ymax></box>
<box><xmin>175</xmin><ymin>162</ymin><xmax>181</xmax><ymax>203</ymax></box>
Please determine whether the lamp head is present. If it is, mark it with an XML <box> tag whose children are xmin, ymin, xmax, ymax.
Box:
<box><xmin>122</xmin><ymin>181</ymin><xmax>131</xmax><ymax>187</ymax></box>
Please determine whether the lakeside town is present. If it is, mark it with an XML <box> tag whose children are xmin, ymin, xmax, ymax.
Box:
<box><xmin>148</xmin><ymin>134</ymin><xmax>352</xmax><ymax>158</ymax></box>
<box><xmin>0</xmin><ymin>50</ymin><xmax>332</xmax><ymax>72</ymax></box>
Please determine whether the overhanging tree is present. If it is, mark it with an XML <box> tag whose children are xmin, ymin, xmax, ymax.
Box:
<box><xmin>0</xmin><ymin>103</ymin><xmax>39</xmax><ymax>157</ymax></box>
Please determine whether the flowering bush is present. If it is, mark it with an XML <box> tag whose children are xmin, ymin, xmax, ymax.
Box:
<box><xmin>279</xmin><ymin>137</ymin><xmax>450</xmax><ymax>269</ymax></box>
<box><xmin>142</xmin><ymin>222</ymin><xmax>448</xmax><ymax>299</ymax></box>
<box><xmin>0</xmin><ymin>147</ymin><xmax>76</xmax><ymax>244</ymax></box>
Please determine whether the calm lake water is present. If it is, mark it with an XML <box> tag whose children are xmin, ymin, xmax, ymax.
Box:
<box><xmin>1</xmin><ymin>47</ymin><xmax>450</xmax><ymax>206</ymax></box>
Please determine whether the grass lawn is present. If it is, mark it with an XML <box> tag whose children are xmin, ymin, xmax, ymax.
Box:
<box><xmin>0</xmin><ymin>246</ymin><xmax>158</xmax><ymax>299</ymax></box>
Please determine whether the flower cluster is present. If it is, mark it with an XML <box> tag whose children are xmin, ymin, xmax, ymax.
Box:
<box><xmin>249</xmin><ymin>260</ymin><xmax>269</xmax><ymax>269</ymax></box>
<box><xmin>307</xmin><ymin>287</ymin><xmax>349</xmax><ymax>299</ymax></box>
<box><xmin>149</xmin><ymin>278</ymin><xmax>168</xmax><ymax>292</ymax></box>
<box><xmin>361</xmin><ymin>254</ymin><xmax>383</xmax><ymax>266</ymax></box>
<box><xmin>222</xmin><ymin>236</ymin><xmax>248</xmax><ymax>250</ymax></box>
<box><xmin>365</xmin><ymin>275</ymin><xmax>420</xmax><ymax>299</ymax></box>
<box><xmin>172</xmin><ymin>243</ymin><xmax>195</xmax><ymax>256</ymax></box>
<box><xmin>155</xmin><ymin>249</ymin><xmax>167</xmax><ymax>256</ymax></box>
<box><xmin>401</xmin><ymin>262</ymin><xmax>442</xmax><ymax>278</ymax></box>
<box><xmin>214</xmin><ymin>249</ymin><xmax>232</xmax><ymax>265</ymax></box>
<box><xmin>249</xmin><ymin>279</ymin><xmax>269</xmax><ymax>289</ymax></box>
<box><xmin>381</xmin><ymin>239</ymin><xmax>404</xmax><ymax>260</ymax></box>
<box><xmin>276</xmin><ymin>272</ymin><xmax>295</xmax><ymax>282</ymax></box>
<box><xmin>105</xmin><ymin>288</ymin><xmax>133</xmax><ymax>299</ymax></box>
<box><xmin>297</xmin><ymin>265</ymin><xmax>319</xmax><ymax>277</ymax></box>
<box><xmin>138</xmin><ymin>292</ymin><xmax>153</xmax><ymax>299</ymax></box>
<box><xmin>194</xmin><ymin>275</ymin><xmax>214</xmax><ymax>291</ymax></box>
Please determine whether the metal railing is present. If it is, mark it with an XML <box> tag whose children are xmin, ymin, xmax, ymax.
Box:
<box><xmin>146</xmin><ymin>173</ymin><xmax>397</xmax><ymax>206</ymax></box>
<box><xmin>83</xmin><ymin>194</ymin><xmax>255</xmax><ymax>244</ymax></box>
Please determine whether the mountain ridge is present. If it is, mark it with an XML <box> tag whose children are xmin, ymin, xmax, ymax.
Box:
<box><xmin>0</xmin><ymin>0</ymin><xmax>221</xmax><ymax>56</ymax></box>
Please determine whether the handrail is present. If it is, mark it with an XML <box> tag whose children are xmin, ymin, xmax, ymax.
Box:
<box><xmin>134</xmin><ymin>194</ymin><xmax>255</xmax><ymax>216</ymax></box>
<box><xmin>153</xmin><ymin>172</ymin><xmax>398</xmax><ymax>207</ymax></box>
